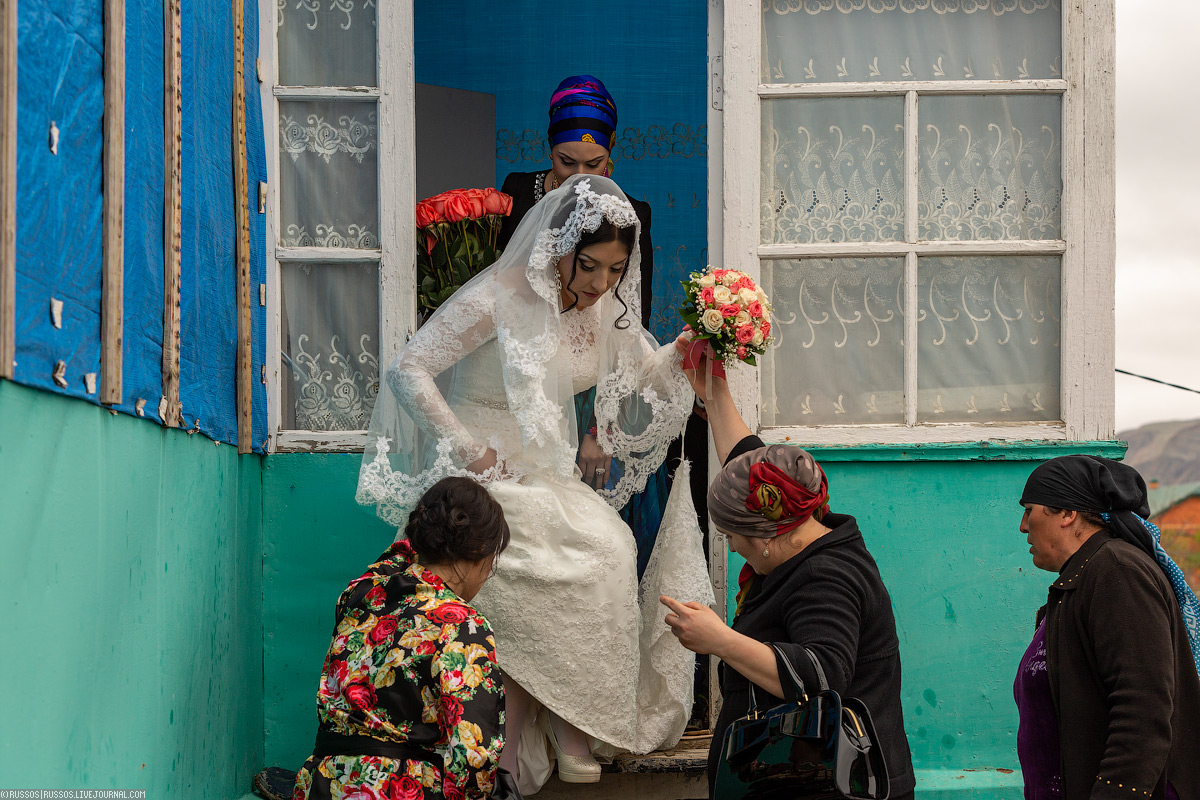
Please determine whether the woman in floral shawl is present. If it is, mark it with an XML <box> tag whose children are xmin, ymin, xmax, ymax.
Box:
<box><xmin>294</xmin><ymin>477</ymin><xmax>511</xmax><ymax>800</ymax></box>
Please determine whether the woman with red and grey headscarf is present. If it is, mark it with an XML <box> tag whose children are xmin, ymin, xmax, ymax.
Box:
<box><xmin>662</xmin><ymin>342</ymin><xmax>915</xmax><ymax>800</ymax></box>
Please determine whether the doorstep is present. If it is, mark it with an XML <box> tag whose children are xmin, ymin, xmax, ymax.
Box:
<box><xmin>609</xmin><ymin>731</ymin><xmax>711</xmax><ymax>774</ymax></box>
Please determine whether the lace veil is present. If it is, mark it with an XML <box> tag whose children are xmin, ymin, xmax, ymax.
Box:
<box><xmin>358</xmin><ymin>175</ymin><xmax>693</xmax><ymax>525</ymax></box>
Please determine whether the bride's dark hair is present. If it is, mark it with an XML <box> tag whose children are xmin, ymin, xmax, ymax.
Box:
<box><xmin>560</xmin><ymin>218</ymin><xmax>637</xmax><ymax>329</ymax></box>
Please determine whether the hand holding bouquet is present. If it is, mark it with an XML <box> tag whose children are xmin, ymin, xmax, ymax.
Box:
<box><xmin>678</xmin><ymin>267</ymin><xmax>773</xmax><ymax>375</ymax></box>
<box><xmin>416</xmin><ymin>187</ymin><xmax>513</xmax><ymax>315</ymax></box>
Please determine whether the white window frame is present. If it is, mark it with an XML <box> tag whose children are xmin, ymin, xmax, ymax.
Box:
<box><xmin>261</xmin><ymin>1</ymin><xmax>415</xmax><ymax>453</ymax></box>
<box><xmin>717</xmin><ymin>0</ymin><xmax>1116</xmax><ymax>446</ymax></box>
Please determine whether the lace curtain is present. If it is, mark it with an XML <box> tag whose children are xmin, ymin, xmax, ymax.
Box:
<box><xmin>276</xmin><ymin>0</ymin><xmax>377</xmax><ymax>86</ymax></box>
<box><xmin>762</xmin><ymin>256</ymin><xmax>1060</xmax><ymax>425</ymax></box>
<box><xmin>762</xmin><ymin>0</ymin><xmax>1062</xmax><ymax>84</ymax></box>
<box><xmin>761</xmin><ymin>95</ymin><xmax>1062</xmax><ymax>244</ymax></box>
<box><xmin>281</xmin><ymin>262</ymin><xmax>380</xmax><ymax>430</ymax></box>
<box><xmin>760</xmin><ymin>2</ymin><xmax>1063</xmax><ymax>427</ymax></box>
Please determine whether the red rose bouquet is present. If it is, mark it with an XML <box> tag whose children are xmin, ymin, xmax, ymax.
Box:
<box><xmin>416</xmin><ymin>187</ymin><xmax>513</xmax><ymax>315</ymax></box>
<box><xmin>678</xmin><ymin>266</ymin><xmax>773</xmax><ymax>370</ymax></box>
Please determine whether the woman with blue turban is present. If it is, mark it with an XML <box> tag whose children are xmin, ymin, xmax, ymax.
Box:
<box><xmin>498</xmin><ymin>76</ymin><xmax>652</xmax><ymax>326</ymax></box>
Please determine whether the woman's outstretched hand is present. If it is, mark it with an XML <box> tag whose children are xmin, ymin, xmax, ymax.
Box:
<box><xmin>661</xmin><ymin>594</ymin><xmax>732</xmax><ymax>656</ymax></box>
<box><xmin>578</xmin><ymin>433</ymin><xmax>612</xmax><ymax>491</ymax></box>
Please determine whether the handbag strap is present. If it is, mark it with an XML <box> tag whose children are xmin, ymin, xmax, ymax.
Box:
<box><xmin>803</xmin><ymin>646</ymin><xmax>830</xmax><ymax>693</ymax></box>
<box><xmin>745</xmin><ymin>643</ymin><xmax>810</xmax><ymax>717</ymax></box>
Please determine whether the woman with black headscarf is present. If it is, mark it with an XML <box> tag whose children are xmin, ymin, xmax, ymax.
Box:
<box><xmin>1015</xmin><ymin>455</ymin><xmax>1200</xmax><ymax>800</ymax></box>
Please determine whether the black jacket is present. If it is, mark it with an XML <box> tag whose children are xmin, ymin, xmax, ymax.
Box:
<box><xmin>497</xmin><ymin>170</ymin><xmax>654</xmax><ymax>330</ymax></box>
<box><xmin>1038</xmin><ymin>532</ymin><xmax>1200</xmax><ymax>800</ymax></box>
<box><xmin>707</xmin><ymin>438</ymin><xmax>915</xmax><ymax>798</ymax></box>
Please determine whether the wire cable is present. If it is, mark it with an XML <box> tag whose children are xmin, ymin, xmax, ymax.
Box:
<box><xmin>1115</xmin><ymin>368</ymin><xmax>1200</xmax><ymax>396</ymax></box>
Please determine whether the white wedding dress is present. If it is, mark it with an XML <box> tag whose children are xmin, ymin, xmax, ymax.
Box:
<box><xmin>357</xmin><ymin>176</ymin><xmax>713</xmax><ymax>794</ymax></box>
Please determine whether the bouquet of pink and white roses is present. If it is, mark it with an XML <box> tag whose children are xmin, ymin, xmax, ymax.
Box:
<box><xmin>678</xmin><ymin>267</ymin><xmax>773</xmax><ymax>367</ymax></box>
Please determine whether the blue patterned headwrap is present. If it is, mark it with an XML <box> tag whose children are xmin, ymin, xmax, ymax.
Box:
<box><xmin>548</xmin><ymin>75</ymin><xmax>617</xmax><ymax>151</ymax></box>
<box><xmin>1021</xmin><ymin>454</ymin><xmax>1200</xmax><ymax>678</ymax></box>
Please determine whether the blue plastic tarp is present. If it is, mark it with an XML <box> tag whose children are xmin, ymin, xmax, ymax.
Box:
<box><xmin>12</xmin><ymin>0</ymin><xmax>267</xmax><ymax>451</ymax></box>
<box><xmin>14</xmin><ymin>0</ymin><xmax>105</xmax><ymax>398</ymax></box>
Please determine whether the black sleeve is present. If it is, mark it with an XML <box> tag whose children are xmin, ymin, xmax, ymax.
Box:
<box><xmin>497</xmin><ymin>172</ymin><xmax>533</xmax><ymax>252</ymax></box>
<box><xmin>725</xmin><ymin>435</ymin><xmax>766</xmax><ymax>465</ymax></box>
<box><xmin>636</xmin><ymin>200</ymin><xmax>653</xmax><ymax>330</ymax></box>
<box><xmin>772</xmin><ymin>563</ymin><xmax>864</xmax><ymax>700</ymax></box>
<box><xmin>1084</xmin><ymin>558</ymin><xmax>1179</xmax><ymax>800</ymax></box>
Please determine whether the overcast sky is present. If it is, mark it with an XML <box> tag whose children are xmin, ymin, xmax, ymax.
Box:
<box><xmin>1113</xmin><ymin>0</ymin><xmax>1200</xmax><ymax>432</ymax></box>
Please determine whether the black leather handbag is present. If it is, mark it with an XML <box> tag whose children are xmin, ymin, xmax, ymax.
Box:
<box><xmin>713</xmin><ymin>644</ymin><xmax>890</xmax><ymax>800</ymax></box>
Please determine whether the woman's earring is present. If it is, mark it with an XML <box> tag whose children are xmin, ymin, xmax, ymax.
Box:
<box><xmin>762</xmin><ymin>546</ymin><xmax>770</xmax><ymax>558</ymax></box>
<box><xmin>604</xmin><ymin>159</ymin><xmax>615</xmax><ymax>178</ymax></box>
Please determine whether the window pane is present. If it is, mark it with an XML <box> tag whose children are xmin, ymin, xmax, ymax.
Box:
<box><xmin>762</xmin><ymin>258</ymin><xmax>905</xmax><ymax>426</ymax></box>
<box><xmin>762</xmin><ymin>98</ymin><xmax>905</xmax><ymax>244</ymax></box>
<box><xmin>279</xmin><ymin>100</ymin><xmax>379</xmax><ymax>248</ymax></box>
<box><xmin>917</xmin><ymin>256</ymin><xmax>1060</xmax><ymax>423</ymax></box>
<box><xmin>277</xmin><ymin>0</ymin><xmax>377</xmax><ymax>86</ymax></box>
<box><xmin>281</xmin><ymin>262</ymin><xmax>380</xmax><ymax>431</ymax></box>
<box><xmin>762</xmin><ymin>0</ymin><xmax>1062</xmax><ymax>83</ymax></box>
<box><xmin>918</xmin><ymin>95</ymin><xmax>1062</xmax><ymax>240</ymax></box>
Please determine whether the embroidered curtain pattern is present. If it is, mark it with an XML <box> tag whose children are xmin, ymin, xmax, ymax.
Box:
<box><xmin>762</xmin><ymin>257</ymin><xmax>1060</xmax><ymax>425</ymax></box>
<box><xmin>762</xmin><ymin>98</ymin><xmax>905</xmax><ymax>244</ymax></box>
<box><xmin>762</xmin><ymin>0</ymin><xmax>1061</xmax><ymax>83</ymax></box>
<box><xmin>759</xmin><ymin>1</ymin><xmax>1063</xmax><ymax>428</ymax></box>
<box><xmin>281</xmin><ymin>263</ymin><xmax>381</xmax><ymax>430</ymax></box>
<box><xmin>277</xmin><ymin>0</ymin><xmax>376</xmax><ymax>86</ymax></box>
<box><xmin>276</xmin><ymin>7</ymin><xmax>382</xmax><ymax>432</ymax></box>
<box><xmin>919</xmin><ymin>96</ymin><xmax>1061</xmax><ymax>241</ymax></box>
<box><xmin>762</xmin><ymin>258</ymin><xmax>906</xmax><ymax>426</ymax></box>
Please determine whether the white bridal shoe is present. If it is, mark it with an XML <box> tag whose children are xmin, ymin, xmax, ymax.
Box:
<box><xmin>541</xmin><ymin>713</ymin><xmax>602</xmax><ymax>784</ymax></box>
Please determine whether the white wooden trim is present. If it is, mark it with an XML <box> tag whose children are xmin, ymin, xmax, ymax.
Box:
<box><xmin>377</xmin><ymin>1</ymin><xmax>415</xmax><ymax>368</ymax></box>
<box><xmin>727</xmin><ymin>0</ymin><xmax>1113</xmax><ymax>446</ymax></box>
<box><xmin>904</xmin><ymin>251</ymin><xmax>918</xmax><ymax>426</ymax></box>
<box><xmin>275</xmin><ymin>246</ymin><xmax>382</xmax><ymax>262</ymax></box>
<box><xmin>707</xmin><ymin>0</ymin><xmax>727</xmax><ymax>721</ymax></box>
<box><xmin>1058</xmin><ymin>0</ymin><xmax>1116</xmax><ymax>440</ymax></box>
<box><xmin>274</xmin><ymin>86</ymin><xmax>381</xmax><ymax>99</ymax></box>
<box><xmin>904</xmin><ymin>91</ymin><xmax>918</xmax><ymax>245</ymax></box>
<box><xmin>724</xmin><ymin>0</ymin><xmax>762</xmax><ymax>434</ymax></box>
<box><xmin>276</xmin><ymin>429</ymin><xmax>368</xmax><ymax>453</ymax></box>
<box><xmin>758</xmin><ymin>240</ymin><xmax>1067</xmax><ymax>259</ymax></box>
<box><xmin>263</xmin><ymin>0</ymin><xmax>413</xmax><ymax>448</ymax></box>
<box><xmin>760</xmin><ymin>79</ymin><xmax>1067</xmax><ymax>97</ymax></box>
<box><xmin>762</xmin><ymin>422</ymin><xmax>1068</xmax><ymax>446</ymax></box>
<box><xmin>261</xmin><ymin>0</ymin><xmax>280</xmax><ymax>450</ymax></box>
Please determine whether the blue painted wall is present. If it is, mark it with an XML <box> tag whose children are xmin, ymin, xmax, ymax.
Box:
<box><xmin>414</xmin><ymin>0</ymin><xmax>709</xmax><ymax>343</ymax></box>
<box><xmin>0</xmin><ymin>381</ymin><xmax>264</xmax><ymax>794</ymax></box>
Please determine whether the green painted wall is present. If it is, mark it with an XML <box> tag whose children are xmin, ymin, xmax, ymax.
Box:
<box><xmin>259</xmin><ymin>441</ymin><xmax>1125</xmax><ymax>799</ymax></box>
<box><xmin>262</xmin><ymin>453</ymin><xmax>396</xmax><ymax>768</ymax></box>
<box><xmin>0</xmin><ymin>381</ymin><xmax>264</xmax><ymax>796</ymax></box>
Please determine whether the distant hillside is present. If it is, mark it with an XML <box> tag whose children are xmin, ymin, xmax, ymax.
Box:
<box><xmin>1119</xmin><ymin>419</ymin><xmax>1200</xmax><ymax>485</ymax></box>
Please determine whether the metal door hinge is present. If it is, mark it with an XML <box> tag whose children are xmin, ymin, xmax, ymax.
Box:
<box><xmin>710</xmin><ymin>55</ymin><xmax>723</xmax><ymax>111</ymax></box>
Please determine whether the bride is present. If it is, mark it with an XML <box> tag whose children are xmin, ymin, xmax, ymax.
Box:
<box><xmin>358</xmin><ymin>175</ymin><xmax>712</xmax><ymax>794</ymax></box>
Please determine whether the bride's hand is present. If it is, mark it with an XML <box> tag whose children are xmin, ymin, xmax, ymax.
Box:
<box><xmin>578</xmin><ymin>433</ymin><xmax>612</xmax><ymax>491</ymax></box>
<box><xmin>674</xmin><ymin>331</ymin><xmax>717</xmax><ymax>403</ymax></box>
<box><xmin>467</xmin><ymin>448</ymin><xmax>503</xmax><ymax>476</ymax></box>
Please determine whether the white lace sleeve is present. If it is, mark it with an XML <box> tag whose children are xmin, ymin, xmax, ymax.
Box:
<box><xmin>385</xmin><ymin>284</ymin><xmax>497</xmax><ymax>466</ymax></box>
<box><xmin>594</xmin><ymin>336</ymin><xmax>693</xmax><ymax>509</ymax></box>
